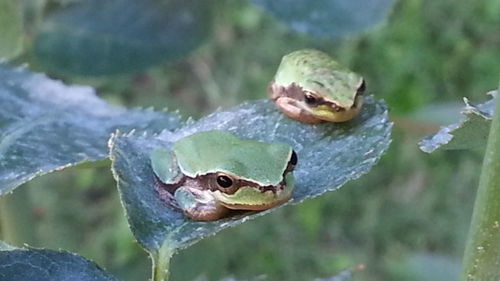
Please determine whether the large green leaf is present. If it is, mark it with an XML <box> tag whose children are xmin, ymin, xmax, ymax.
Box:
<box><xmin>419</xmin><ymin>91</ymin><xmax>496</xmax><ymax>153</ymax></box>
<box><xmin>0</xmin><ymin>64</ymin><xmax>180</xmax><ymax>194</ymax></box>
<box><xmin>0</xmin><ymin>242</ymin><xmax>118</xmax><ymax>281</ymax></box>
<box><xmin>110</xmin><ymin>97</ymin><xmax>391</xmax><ymax>257</ymax></box>
<box><xmin>250</xmin><ymin>0</ymin><xmax>394</xmax><ymax>37</ymax></box>
<box><xmin>33</xmin><ymin>0</ymin><xmax>211</xmax><ymax>76</ymax></box>
<box><xmin>0</xmin><ymin>0</ymin><xmax>23</xmax><ymax>59</ymax></box>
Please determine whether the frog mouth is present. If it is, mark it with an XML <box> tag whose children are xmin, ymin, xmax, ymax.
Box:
<box><xmin>212</xmin><ymin>174</ymin><xmax>294</xmax><ymax>211</ymax></box>
<box><xmin>221</xmin><ymin>195</ymin><xmax>291</xmax><ymax>211</ymax></box>
<box><xmin>310</xmin><ymin>96</ymin><xmax>362</xmax><ymax>122</ymax></box>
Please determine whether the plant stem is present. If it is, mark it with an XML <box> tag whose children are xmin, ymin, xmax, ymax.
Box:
<box><xmin>459</xmin><ymin>85</ymin><xmax>500</xmax><ymax>281</ymax></box>
<box><xmin>0</xmin><ymin>186</ymin><xmax>37</xmax><ymax>246</ymax></box>
<box><xmin>151</xmin><ymin>241</ymin><xmax>174</xmax><ymax>281</ymax></box>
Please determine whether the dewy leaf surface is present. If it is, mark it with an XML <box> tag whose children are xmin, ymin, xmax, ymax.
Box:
<box><xmin>250</xmin><ymin>0</ymin><xmax>394</xmax><ymax>37</ymax></box>
<box><xmin>33</xmin><ymin>0</ymin><xmax>211</xmax><ymax>75</ymax></box>
<box><xmin>110</xmin><ymin>97</ymin><xmax>391</xmax><ymax>252</ymax></box>
<box><xmin>0</xmin><ymin>243</ymin><xmax>118</xmax><ymax>281</ymax></box>
<box><xmin>0</xmin><ymin>64</ymin><xmax>180</xmax><ymax>194</ymax></box>
<box><xmin>419</xmin><ymin>91</ymin><xmax>496</xmax><ymax>153</ymax></box>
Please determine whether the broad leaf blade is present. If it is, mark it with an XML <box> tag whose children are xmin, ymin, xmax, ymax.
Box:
<box><xmin>0</xmin><ymin>243</ymin><xmax>118</xmax><ymax>281</ymax></box>
<box><xmin>0</xmin><ymin>0</ymin><xmax>23</xmax><ymax>59</ymax></box>
<box><xmin>33</xmin><ymin>0</ymin><xmax>211</xmax><ymax>76</ymax></box>
<box><xmin>250</xmin><ymin>0</ymin><xmax>394</xmax><ymax>37</ymax></box>
<box><xmin>110</xmin><ymin>97</ymin><xmax>391</xmax><ymax>252</ymax></box>
<box><xmin>419</xmin><ymin>91</ymin><xmax>496</xmax><ymax>153</ymax></box>
<box><xmin>0</xmin><ymin>64</ymin><xmax>180</xmax><ymax>194</ymax></box>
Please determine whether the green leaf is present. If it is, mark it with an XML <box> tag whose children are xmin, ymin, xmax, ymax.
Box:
<box><xmin>419</xmin><ymin>91</ymin><xmax>496</xmax><ymax>153</ymax></box>
<box><xmin>0</xmin><ymin>0</ymin><xmax>23</xmax><ymax>59</ymax></box>
<box><xmin>109</xmin><ymin>97</ymin><xmax>391</xmax><ymax>274</ymax></box>
<box><xmin>0</xmin><ymin>242</ymin><xmax>118</xmax><ymax>281</ymax></box>
<box><xmin>250</xmin><ymin>0</ymin><xmax>394</xmax><ymax>37</ymax></box>
<box><xmin>33</xmin><ymin>0</ymin><xmax>211</xmax><ymax>76</ymax></box>
<box><xmin>0</xmin><ymin>64</ymin><xmax>181</xmax><ymax>195</ymax></box>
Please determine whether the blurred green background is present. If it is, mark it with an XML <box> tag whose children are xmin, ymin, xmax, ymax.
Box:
<box><xmin>2</xmin><ymin>0</ymin><xmax>500</xmax><ymax>280</ymax></box>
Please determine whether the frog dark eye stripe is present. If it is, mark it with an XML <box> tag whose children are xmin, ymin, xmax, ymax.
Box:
<box><xmin>304</xmin><ymin>94</ymin><xmax>317</xmax><ymax>104</ymax></box>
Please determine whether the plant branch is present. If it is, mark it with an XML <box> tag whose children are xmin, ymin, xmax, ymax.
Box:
<box><xmin>459</xmin><ymin>82</ymin><xmax>500</xmax><ymax>281</ymax></box>
<box><xmin>151</xmin><ymin>241</ymin><xmax>174</xmax><ymax>281</ymax></box>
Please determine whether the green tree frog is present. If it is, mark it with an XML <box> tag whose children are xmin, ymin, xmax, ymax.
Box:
<box><xmin>268</xmin><ymin>49</ymin><xmax>366</xmax><ymax>124</ymax></box>
<box><xmin>150</xmin><ymin>130</ymin><xmax>297</xmax><ymax>221</ymax></box>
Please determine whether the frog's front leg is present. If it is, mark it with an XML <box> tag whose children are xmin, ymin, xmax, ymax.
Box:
<box><xmin>174</xmin><ymin>187</ymin><xmax>230</xmax><ymax>221</ymax></box>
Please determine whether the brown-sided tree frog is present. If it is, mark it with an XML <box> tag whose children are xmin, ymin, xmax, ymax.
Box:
<box><xmin>150</xmin><ymin>130</ymin><xmax>297</xmax><ymax>221</ymax></box>
<box><xmin>268</xmin><ymin>49</ymin><xmax>366</xmax><ymax>124</ymax></box>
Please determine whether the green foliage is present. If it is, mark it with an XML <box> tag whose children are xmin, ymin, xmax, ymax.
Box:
<box><xmin>251</xmin><ymin>0</ymin><xmax>394</xmax><ymax>37</ymax></box>
<box><xmin>33</xmin><ymin>0</ymin><xmax>212</xmax><ymax>76</ymax></box>
<box><xmin>0</xmin><ymin>51</ymin><xmax>390</xmax><ymax>281</ymax></box>
<box><xmin>419</xmin><ymin>92</ymin><xmax>496</xmax><ymax>152</ymax></box>
<box><xmin>0</xmin><ymin>0</ymin><xmax>23</xmax><ymax>59</ymax></box>
<box><xmin>0</xmin><ymin>64</ymin><xmax>180</xmax><ymax>194</ymax></box>
<box><xmin>0</xmin><ymin>242</ymin><xmax>118</xmax><ymax>281</ymax></box>
<box><xmin>3</xmin><ymin>0</ymin><xmax>395</xmax><ymax>76</ymax></box>
<box><xmin>345</xmin><ymin>0</ymin><xmax>500</xmax><ymax>114</ymax></box>
<box><xmin>110</xmin><ymin>97</ymin><xmax>390</xmax><ymax>253</ymax></box>
<box><xmin>1</xmin><ymin>0</ymin><xmax>499</xmax><ymax>280</ymax></box>
<box><xmin>103</xmin><ymin>0</ymin><xmax>497</xmax><ymax>279</ymax></box>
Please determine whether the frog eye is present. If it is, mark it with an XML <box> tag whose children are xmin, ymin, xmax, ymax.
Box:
<box><xmin>304</xmin><ymin>92</ymin><xmax>319</xmax><ymax>104</ymax></box>
<box><xmin>357</xmin><ymin>80</ymin><xmax>366</xmax><ymax>95</ymax></box>
<box><xmin>216</xmin><ymin>174</ymin><xmax>233</xmax><ymax>188</ymax></box>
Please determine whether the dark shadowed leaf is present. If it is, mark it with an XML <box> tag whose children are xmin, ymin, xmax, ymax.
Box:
<box><xmin>250</xmin><ymin>0</ymin><xmax>394</xmax><ymax>37</ymax></box>
<box><xmin>110</xmin><ymin>97</ymin><xmax>391</xmax><ymax>256</ymax></box>
<box><xmin>0</xmin><ymin>242</ymin><xmax>118</xmax><ymax>281</ymax></box>
<box><xmin>419</xmin><ymin>91</ymin><xmax>496</xmax><ymax>153</ymax></box>
<box><xmin>0</xmin><ymin>0</ymin><xmax>23</xmax><ymax>59</ymax></box>
<box><xmin>0</xmin><ymin>64</ymin><xmax>180</xmax><ymax>194</ymax></box>
<box><xmin>33</xmin><ymin>0</ymin><xmax>211</xmax><ymax>76</ymax></box>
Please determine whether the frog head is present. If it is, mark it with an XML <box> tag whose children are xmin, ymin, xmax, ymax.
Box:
<box><xmin>269</xmin><ymin>49</ymin><xmax>365</xmax><ymax>123</ymax></box>
<box><xmin>151</xmin><ymin>130</ymin><xmax>297</xmax><ymax>221</ymax></box>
